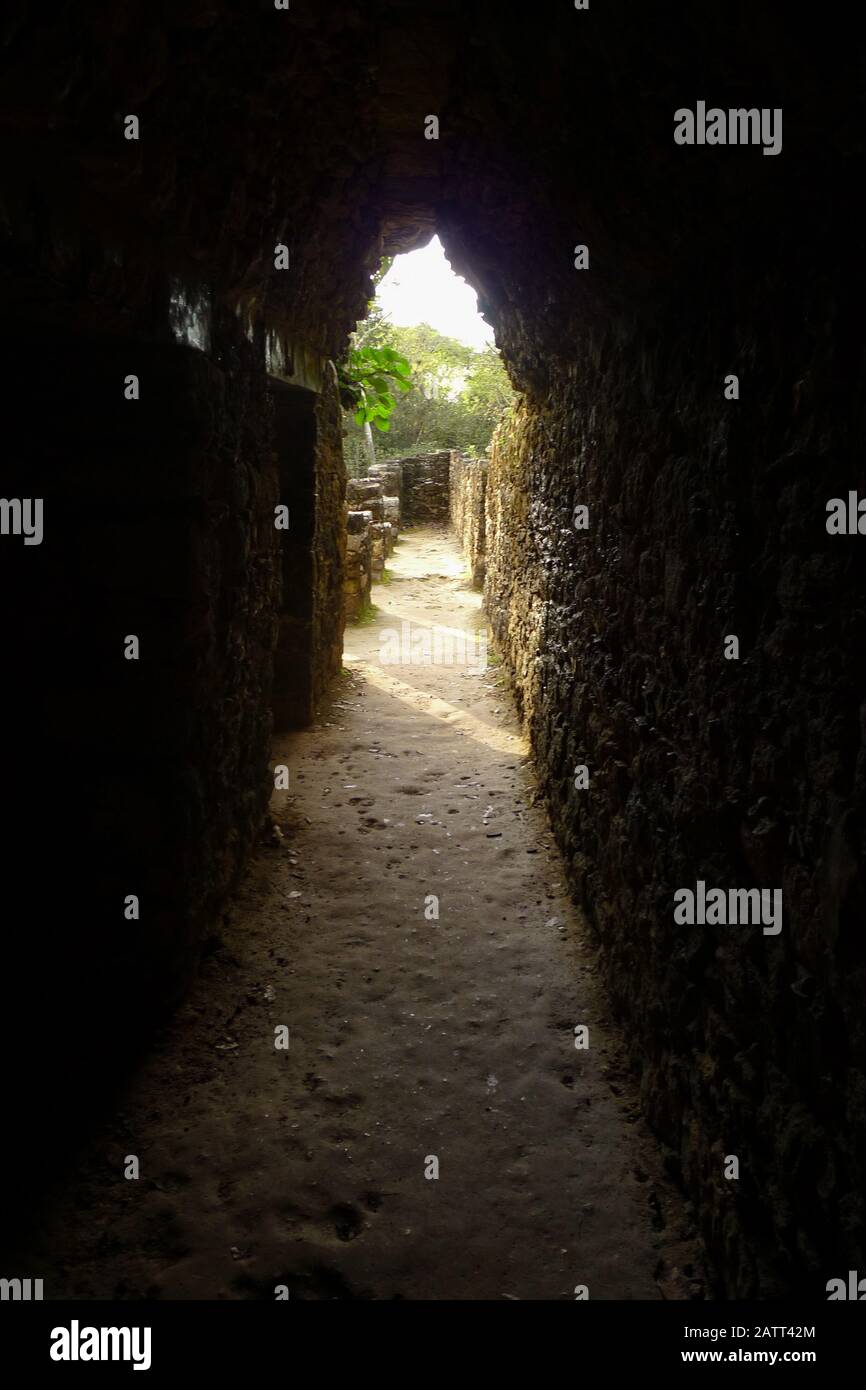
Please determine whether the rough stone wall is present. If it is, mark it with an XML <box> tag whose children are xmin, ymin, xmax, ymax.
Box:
<box><xmin>434</xmin><ymin>1</ymin><xmax>863</xmax><ymax>1298</ymax></box>
<box><xmin>344</xmin><ymin>476</ymin><xmax>396</xmax><ymax>610</ymax></box>
<box><xmin>311</xmin><ymin>364</ymin><xmax>347</xmax><ymax>711</ymax></box>
<box><xmin>271</xmin><ymin>368</ymin><xmax>345</xmax><ymax>729</ymax></box>
<box><xmin>369</xmin><ymin>463</ymin><xmax>403</xmax><ymax>500</ymax></box>
<box><xmin>345</xmin><ymin>511</ymin><xmax>373</xmax><ymax>620</ymax></box>
<box><xmin>449</xmin><ymin>454</ymin><xmax>488</xmax><ymax>587</ymax></box>
<box><xmin>398</xmin><ymin>451</ymin><xmax>452</xmax><ymax>524</ymax></box>
<box><xmin>0</xmin><ymin>0</ymin><xmax>384</xmax><ymax>1109</ymax></box>
<box><xmin>0</xmin><ymin>0</ymin><xmax>375</xmax><ymax>1111</ymax></box>
<box><xmin>486</xmin><ymin>270</ymin><xmax>866</xmax><ymax>1296</ymax></box>
<box><xmin>383</xmin><ymin>496</ymin><xmax>400</xmax><ymax>538</ymax></box>
<box><xmin>369</xmin><ymin>522</ymin><xmax>394</xmax><ymax>580</ymax></box>
<box><xmin>347</xmin><ymin>478</ymin><xmax>385</xmax><ymax>520</ymax></box>
<box><xmin>271</xmin><ymin>382</ymin><xmax>316</xmax><ymax>729</ymax></box>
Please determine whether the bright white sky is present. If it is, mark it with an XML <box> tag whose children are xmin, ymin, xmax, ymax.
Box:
<box><xmin>375</xmin><ymin>235</ymin><xmax>495</xmax><ymax>351</ymax></box>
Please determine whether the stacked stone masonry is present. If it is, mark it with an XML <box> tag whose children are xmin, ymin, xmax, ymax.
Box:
<box><xmin>397</xmin><ymin>451</ymin><xmax>452</xmax><ymax>524</ymax></box>
<box><xmin>344</xmin><ymin>455</ymin><xmax>457</xmax><ymax>620</ymax></box>
<box><xmin>345</xmin><ymin>510</ymin><xmax>373</xmax><ymax>621</ymax></box>
<box><xmin>449</xmin><ymin>454</ymin><xmax>489</xmax><ymax>588</ymax></box>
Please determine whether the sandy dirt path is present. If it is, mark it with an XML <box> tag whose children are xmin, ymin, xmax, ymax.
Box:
<box><xmin>14</xmin><ymin>525</ymin><xmax>707</xmax><ymax>1300</ymax></box>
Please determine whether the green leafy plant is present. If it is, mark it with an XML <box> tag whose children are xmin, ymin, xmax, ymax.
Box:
<box><xmin>338</xmin><ymin>345</ymin><xmax>412</xmax><ymax>432</ymax></box>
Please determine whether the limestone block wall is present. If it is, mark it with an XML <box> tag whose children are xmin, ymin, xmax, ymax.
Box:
<box><xmin>347</xmin><ymin>478</ymin><xmax>385</xmax><ymax>520</ymax></box>
<box><xmin>369</xmin><ymin>462</ymin><xmax>403</xmax><ymax>499</ymax></box>
<box><xmin>449</xmin><ymin>454</ymin><xmax>489</xmax><ymax>587</ymax></box>
<box><xmin>397</xmin><ymin>451</ymin><xmax>452</xmax><ymax>523</ymax></box>
<box><xmin>485</xmin><ymin>276</ymin><xmax>866</xmax><ymax>1297</ymax></box>
<box><xmin>383</xmin><ymin>496</ymin><xmax>400</xmax><ymax>539</ymax></box>
<box><xmin>345</xmin><ymin>510</ymin><xmax>373</xmax><ymax>620</ymax></box>
<box><xmin>271</xmin><ymin>367</ymin><xmax>346</xmax><ymax>729</ymax></box>
<box><xmin>271</xmin><ymin>381</ymin><xmax>316</xmax><ymax>730</ymax></box>
<box><xmin>344</xmin><ymin>477</ymin><xmax>398</xmax><ymax>611</ymax></box>
<box><xmin>311</xmin><ymin>363</ymin><xmax>348</xmax><ymax>712</ymax></box>
<box><xmin>370</xmin><ymin>521</ymin><xmax>394</xmax><ymax>580</ymax></box>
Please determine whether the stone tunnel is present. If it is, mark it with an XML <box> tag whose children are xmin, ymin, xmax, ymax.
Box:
<box><xmin>0</xmin><ymin>0</ymin><xmax>863</xmax><ymax>1308</ymax></box>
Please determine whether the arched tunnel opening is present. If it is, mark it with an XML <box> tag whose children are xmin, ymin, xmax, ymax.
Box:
<box><xmin>0</xmin><ymin>0</ymin><xmax>864</xmax><ymax>1324</ymax></box>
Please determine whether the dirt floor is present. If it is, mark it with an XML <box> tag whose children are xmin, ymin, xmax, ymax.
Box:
<box><xmin>14</xmin><ymin>525</ymin><xmax>709</xmax><ymax>1300</ymax></box>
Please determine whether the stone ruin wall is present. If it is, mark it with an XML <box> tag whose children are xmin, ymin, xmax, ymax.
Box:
<box><xmin>449</xmin><ymin>454</ymin><xmax>489</xmax><ymax>589</ymax></box>
<box><xmin>343</xmin><ymin>450</ymin><xmax>489</xmax><ymax>622</ymax></box>
<box><xmin>484</xmin><ymin>279</ymin><xmax>866</xmax><ymax>1297</ymax></box>
<box><xmin>343</xmin><ymin>452</ymin><xmax>457</xmax><ymax>621</ymax></box>
<box><xmin>397</xmin><ymin>451</ymin><xmax>452</xmax><ymax>524</ymax></box>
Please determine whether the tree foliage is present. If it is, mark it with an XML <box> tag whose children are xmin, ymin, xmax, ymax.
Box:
<box><xmin>464</xmin><ymin>346</ymin><xmax>515</xmax><ymax>426</ymax></box>
<box><xmin>337</xmin><ymin>260</ymin><xmax>414</xmax><ymax>434</ymax></box>
<box><xmin>342</xmin><ymin>318</ymin><xmax>514</xmax><ymax>471</ymax></box>
<box><xmin>337</xmin><ymin>344</ymin><xmax>412</xmax><ymax>433</ymax></box>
